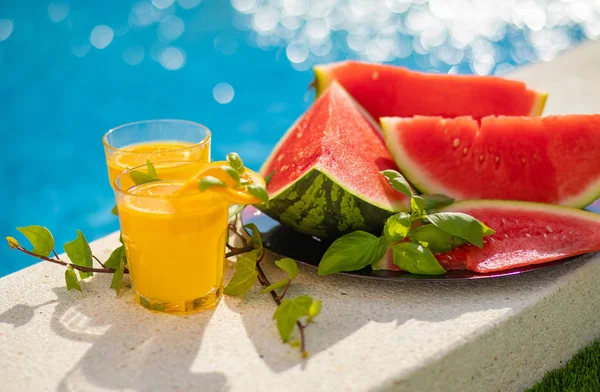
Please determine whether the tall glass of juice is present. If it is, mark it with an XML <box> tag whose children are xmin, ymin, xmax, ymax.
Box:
<box><xmin>103</xmin><ymin>120</ymin><xmax>211</xmax><ymax>189</ymax></box>
<box><xmin>114</xmin><ymin>162</ymin><xmax>228</xmax><ymax>313</ymax></box>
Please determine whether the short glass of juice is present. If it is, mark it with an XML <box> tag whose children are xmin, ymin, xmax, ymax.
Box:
<box><xmin>114</xmin><ymin>162</ymin><xmax>226</xmax><ymax>313</ymax></box>
<box><xmin>103</xmin><ymin>119</ymin><xmax>211</xmax><ymax>188</ymax></box>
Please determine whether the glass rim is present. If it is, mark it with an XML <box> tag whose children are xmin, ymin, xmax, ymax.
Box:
<box><xmin>102</xmin><ymin>119</ymin><xmax>211</xmax><ymax>154</ymax></box>
<box><xmin>114</xmin><ymin>160</ymin><xmax>209</xmax><ymax>200</ymax></box>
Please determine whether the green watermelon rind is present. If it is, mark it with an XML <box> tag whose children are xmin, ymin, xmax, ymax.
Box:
<box><xmin>382</xmin><ymin>117</ymin><xmax>600</xmax><ymax>209</ymax></box>
<box><xmin>313</xmin><ymin>62</ymin><xmax>549</xmax><ymax>116</ymax></box>
<box><xmin>257</xmin><ymin>166</ymin><xmax>399</xmax><ymax>238</ymax></box>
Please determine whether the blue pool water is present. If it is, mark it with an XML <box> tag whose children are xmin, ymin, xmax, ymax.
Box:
<box><xmin>0</xmin><ymin>0</ymin><xmax>597</xmax><ymax>276</ymax></box>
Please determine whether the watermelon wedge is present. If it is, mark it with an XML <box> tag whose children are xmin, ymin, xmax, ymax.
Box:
<box><xmin>382</xmin><ymin>115</ymin><xmax>600</xmax><ymax>208</ymax></box>
<box><xmin>259</xmin><ymin>82</ymin><xmax>408</xmax><ymax>238</ymax></box>
<box><xmin>313</xmin><ymin>61</ymin><xmax>547</xmax><ymax>121</ymax></box>
<box><xmin>375</xmin><ymin>200</ymin><xmax>600</xmax><ymax>273</ymax></box>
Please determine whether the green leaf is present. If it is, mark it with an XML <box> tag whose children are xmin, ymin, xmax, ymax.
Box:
<box><xmin>104</xmin><ymin>246</ymin><xmax>124</xmax><ymax>269</ymax></box>
<box><xmin>392</xmin><ymin>242</ymin><xmax>446</xmax><ymax>275</ymax></box>
<box><xmin>318</xmin><ymin>231</ymin><xmax>388</xmax><ymax>275</ymax></box>
<box><xmin>63</xmin><ymin>230</ymin><xmax>93</xmax><ymax>279</ymax></box>
<box><xmin>272</xmin><ymin>295</ymin><xmax>313</xmax><ymax>342</ymax></box>
<box><xmin>383</xmin><ymin>213</ymin><xmax>412</xmax><ymax>243</ymax></box>
<box><xmin>244</xmin><ymin>223</ymin><xmax>263</xmax><ymax>250</ymax></box>
<box><xmin>264</xmin><ymin>171</ymin><xmax>275</xmax><ymax>185</ymax></box>
<box><xmin>111</xmin><ymin>204</ymin><xmax>119</xmax><ymax>216</ymax></box>
<box><xmin>65</xmin><ymin>266</ymin><xmax>82</xmax><ymax>292</ymax></box>
<box><xmin>426</xmin><ymin>212</ymin><xmax>495</xmax><ymax>248</ymax></box>
<box><xmin>129</xmin><ymin>162</ymin><xmax>160</xmax><ymax>185</ymax></box>
<box><xmin>223</xmin><ymin>166</ymin><xmax>241</xmax><ymax>186</ymax></box>
<box><xmin>110</xmin><ymin>258</ymin><xmax>125</xmax><ymax>296</ymax></box>
<box><xmin>228</xmin><ymin>204</ymin><xmax>244</xmax><ymax>218</ymax></box>
<box><xmin>17</xmin><ymin>226</ymin><xmax>54</xmax><ymax>257</ymax></box>
<box><xmin>381</xmin><ymin>170</ymin><xmax>413</xmax><ymax>197</ymax></box>
<box><xmin>307</xmin><ymin>299</ymin><xmax>321</xmax><ymax>323</ymax></box>
<box><xmin>422</xmin><ymin>194</ymin><xmax>455</xmax><ymax>211</ymax></box>
<box><xmin>410</xmin><ymin>196</ymin><xmax>426</xmax><ymax>217</ymax></box>
<box><xmin>227</xmin><ymin>152</ymin><xmax>245</xmax><ymax>174</ymax></box>
<box><xmin>198</xmin><ymin>176</ymin><xmax>226</xmax><ymax>191</ymax></box>
<box><xmin>275</xmin><ymin>258</ymin><xmax>299</xmax><ymax>280</ymax></box>
<box><xmin>258</xmin><ymin>278</ymin><xmax>290</xmax><ymax>295</ymax></box>
<box><xmin>6</xmin><ymin>236</ymin><xmax>20</xmax><ymax>249</ymax></box>
<box><xmin>247</xmin><ymin>184</ymin><xmax>269</xmax><ymax>203</ymax></box>
<box><xmin>223</xmin><ymin>254</ymin><xmax>258</xmax><ymax>296</ymax></box>
<box><xmin>408</xmin><ymin>224</ymin><xmax>466</xmax><ymax>253</ymax></box>
<box><xmin>146</xmin><ymin>159</ymin><xmax>158</xmax><ymax>179</ymax></box>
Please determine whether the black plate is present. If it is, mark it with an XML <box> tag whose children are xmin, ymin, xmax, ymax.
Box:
<box><xmin>241</xmin><ymin>206</ymin><xmax>583</xmax><ymax>281</ymax></box>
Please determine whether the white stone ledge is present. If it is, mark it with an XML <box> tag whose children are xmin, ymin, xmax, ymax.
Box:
<box><xmin>2</xmin><ymin>40</ymin><xmax>600</xmax><ymax>392</ymax></box>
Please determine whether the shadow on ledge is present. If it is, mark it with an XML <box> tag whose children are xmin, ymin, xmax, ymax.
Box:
<box><xmin>44</xmin><ymin>274</ymin><xmax>228</xmax><ymax>392</ymax></box>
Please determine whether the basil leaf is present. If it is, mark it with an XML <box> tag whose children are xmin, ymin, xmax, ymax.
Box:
<box><xmin>63</xmin><ymin>230</ymin><xmax>93</xmax><ymax>279</ymax></box>
<box><xmin>383</xmin><ymin>212</ymin><xmax>411</xmax><ymax>243</ymax></box>
<box><xmin>272</xmin><ymin>295</ymin><xmax>312</xmax><ymax>342</ymax></box>
<box><xmin>422</xmin><ymin>194</ymin><xmax>455</xmax><ymax>211</ymax></box>
<box><xmin>243</xmin><ymin>223</ymin><xmax>263</xmax><ymax>250</ymax></box>
<box><xmin>227</xmin><ymin>152</ymin><xmax>245</xmax><ymax>174</ymax></box>
<box><xmin>223</xmin><ymin>253</ymin><xmax>258</xmax><ymax>296</ymax></box>
<box><xmin>130</xmin><ymin>170</ymin><xmax>159</xmax><ymax>186</ymax></box>
<box><xmin>381</xmin><ymin>170</ymin><xmax>413</xmax><ymax>197</ymax></box>
<box><xmin>408</xmin><ymin>224</ymin><xmax>466</xmax><ymax>253</ymax></box>
<box><xmin>198</xmin><ymin>176</ymin><xmax>226</xmax><ymax>191</ymax></box>
<box><xmin>65</xmin><ymin>266</ymin><xmax>82</xmax><ymax>292</ymax></box>
<box><xmin>307</xmin><ymin>298</ymin><xmax>321</xmax><ymax>323</ymax></box>
<box><xmin>5</xmin><ymin>236</ymin><xmax>19</xmax><ymax>249</ymax></box>
<box><xmin>146</xmin><ymin>159</ymin><xmax>158</xmax><ymax>179</ymax></box>
<box><xmin>104</xmin><ymin>245</ymin><xmax>124</xmax><ymax>269</ymax></box>
<box><xmin>223</xmin><ymin>166</ymin><xmax>241</xmax><ymax>186</ymax></box>
<box><xmin>258</xmin><ymin>278</ymin><xmax>289</xmax><ymax>295</ymax></box>
<box><xmin>427</xmin><ymin>212</ymin><xmax>495</xmax><ymax>248</ymax></box>
<box><xmin>410</xmin><ymin>195</ymin><xmax>426</xmax><ymax>217</ymax></box>
<box><xmin>318</xmin><ymin>231</ymin><xmax>388</xmax><ymax>275</ymax></box>
<box><xmin>275</xmin><ymin>258</ymin><xmax>299</xmax><ymax>280</ymax></box>
<box><xmin>264</xmin><ymin>171</ymin><xmax>275</xmax><ymax>185</ymax></box>
<box><xmin>392</xmin><ymin>242</ymin><xmax>446</xmax><ymax>275</ymax></box>
<box><xmin>17</xmin><ymin>226</ymin><xmax>54</xmax><ymax>257</ymax></box>
<box><xmin>247</xmin><ymin>184</ymin><xmax>269</xmax><ymax>203</ymax></box>
<box><xmin>110</xmin><ymin>258</ymin><xmax>125</xmax><ymax>296</ymax></box>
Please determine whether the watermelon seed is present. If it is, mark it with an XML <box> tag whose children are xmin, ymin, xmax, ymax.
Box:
<box><xmin>371</xmin><ymin>71</ymin><xmax>380</xmax><ymax>80</ymax></box>
<box><xmin>495</xmin><ymin>156</ymin><xmax>500</xmax><ymax>163</ymax></box>
<box><xmin>479</xmin><ymin>155</ymin><xmax>484</xmax><ymax>162</ymax></box>
<box><xmin>463</xmin><ymin>147</ymin><xmax>468</xmax><ymax>154</ymax></box>
<box><xmin>544</xmin><ymin>233</ymin><xmax>548</xmax><ymax>238</ymax></box>
<box><xmin>453</xmin><ymin>138</ymin><xmax>460</xmax><ymax>147</ymax></box>
<box><xmin>501</xmin><ymin>218</ymin><xmax>506</xmax><ymax>224</ymax></box>
<box><xmin>489</xmin><ymin>237</ymin><xmax>495</xmax><ymax>242</ymax></box>
<box><xmin>504</xmin><ymin>234</ymin><xmax>508</xmax><ymax>238</ymax></box>
<box><xmin>563</xmin><ymin>235</ymin><xmax>566</xmax><ymax>240</ymax></box>
<box><xmin>553</xmin><ymin>236</ymin><xmax>558</xmax><ymax>240</ymax></box>
<box><xmin>522</xmin><ymin>158</ymin><xmax>526</xmax><ymax>164</ymax></box>
<box><xmin>526</xmin><ymin>233</ymin><xmax>531</xmax><ymax>237</ymax></box>
<box><xmin>515</xmin><ymin>220</ymin><xmax>519</xmax><ymax>225</ymax></box>
<box><xmin>546</xmin><ymin>226</ymin><xmax>553</xmax><ymax>232</ymax></box>
<box><xmin>277</xmin><ymin>154</ymin><xmax>285</xmax><ymax>162</ymax></box>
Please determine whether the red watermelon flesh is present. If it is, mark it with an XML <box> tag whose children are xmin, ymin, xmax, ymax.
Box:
<box><xmin>438</xmin><ymin>201</ymin><xmax>600</xmax><ymax>273</ymax></box>
<box><xmin>374</xmin><ymin>201</ymin><xmax>600</xmax><ymax>273</ymax></box>
<box><xmin>382</xmin><ymin>115</ymin><xmax>600</xmax><ymax>209</ymax></box>
<box><xmin>259</xmin><ymin>82</ymin><xmax>408</xmax><ymax>238</ymax></box>
<box><xmin>314</xmin><ymin>61</ymin><xmax>547</xmax><ymax>121</ymax></box>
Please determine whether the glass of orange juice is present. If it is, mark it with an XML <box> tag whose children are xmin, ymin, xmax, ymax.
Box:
<box><xmin>103</xmin><ymin>120</ymin><xmax>211</xmax><ymax>188</ymax></box>
<box><xmin>114</xmin><ymin>161</ymin><xmax>265</xmax><ymax>314</ymax></box>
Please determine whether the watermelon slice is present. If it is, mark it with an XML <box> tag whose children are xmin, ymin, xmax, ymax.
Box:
<box><xmin>375</xmin><ymin>200</ymin><xmax>600</xmax><ymax>273</ymax></box>
<box><xmin>259</xmin><ymin>82</ymin><xmax>408</xmax><ymax>238</ymax></box>
<box><xmin>313</xmin><ymin>61</ymin><xmax>547</xmax><ymax>121</ymax></box>
<box><xmin>382</xmin><ymin>115</ymin><xmax>600</xmax><ymax>208</ymax></box>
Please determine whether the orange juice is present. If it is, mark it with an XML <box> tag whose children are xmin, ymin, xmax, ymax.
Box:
<box><xmin>117</xmin><ymin>181</ymin><xmax>227</xmax><ymax>313</ymax></box>
<box><xmin>106</xmin><ymin>141</ymin><xmax>210</xmax><ymax>188</ymax></box>
<box><xmin>115</xmin><ymin>160</ymin><xmax>266</xmax><ymax>314</ymax></box>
